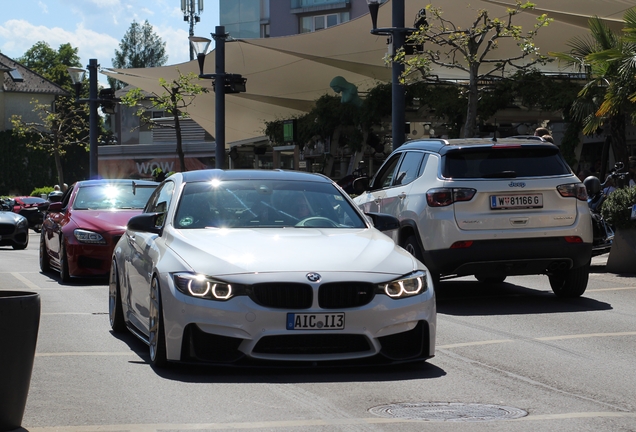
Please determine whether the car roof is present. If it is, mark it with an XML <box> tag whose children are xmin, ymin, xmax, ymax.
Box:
<box><xmin>396</xmin><ymin>138</ymin><xmax>558</xmax><ymax>156</ymax></box>
<box><xmin>179</xmin><ymin>169</ymin><xmax>333</xmax><ymax>183</ymax></box>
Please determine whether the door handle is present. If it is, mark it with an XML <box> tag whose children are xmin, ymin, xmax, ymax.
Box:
<box><xmin>399</xmin><ymin>192</ymin><xmax>406</xmax><ymax>200</ymax></box>
<box><xmin>374</xmin><ymin>198</ymin><xmax>381</xmax><ymax>205</ymax></box>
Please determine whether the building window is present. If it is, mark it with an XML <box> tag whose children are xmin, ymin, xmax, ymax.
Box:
<box><xmin>300</xmin><ymin>12</ymin><xmax>349</xmax><ymax>33</ymax></box>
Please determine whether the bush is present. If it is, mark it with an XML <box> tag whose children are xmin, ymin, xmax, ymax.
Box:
<box><xmin>31</xmin><ymin>187</ymin><xmax>55</xmax><ymax>198</ymax></box>
<box><xmin>601</xmin><ymin>186</ymin><xmax>636</xmax><ymax>230</ymax></box>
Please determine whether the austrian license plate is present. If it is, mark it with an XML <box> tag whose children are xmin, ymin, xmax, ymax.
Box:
<box><xmin>490</xmin><ymin>193</ymin><xmax>543</xmax><ymax>209</ymax></box>
<box><xmin>286</xmin><ymin>313</ymin><xmax>345</xmax><ymax>330</ymax></box>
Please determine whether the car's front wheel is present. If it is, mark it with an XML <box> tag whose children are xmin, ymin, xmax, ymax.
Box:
<box><xmin>149</xmin><ymin>276</ymin><xmax>168</xmax><ymax>367</ymax></box>
<box><xmin>12</xmin><ymin>234</ymin><xmax>28</xmax><ymax>250</ymax></box>
<box><xmin>59</xmin><ymin>238</ymin><xmax>71</xmax><ymax>283</ymax></box>
<box><xmin>40</xmin><ymin>232</ymin><xmax>51</xmax><ymax>273</ymax></box>
<box><xmin>549</xmin><ymin>262</ymin><xmax>590</xmax><ymax>298</ymax></box>
<box><xmin>108</xmin><ymin>259</ymin><xmax>126</xmax><ymax>333</ymax></box>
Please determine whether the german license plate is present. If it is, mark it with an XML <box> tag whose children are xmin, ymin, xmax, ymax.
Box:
<box><xmin>286</xmin><ymin>313</ymin><xmax>345</xmax><ymax>330</ymax></box>
<box><xmin>490</xmin><ymin>194</ymin><xmax>543</xmax><ymax>209</ymax></box>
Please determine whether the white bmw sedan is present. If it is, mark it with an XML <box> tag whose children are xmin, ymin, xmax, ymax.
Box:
<box><xmin>109</xmin><ymin>169</ymin><xmax>436</xmax><ymax>367</ymax></box>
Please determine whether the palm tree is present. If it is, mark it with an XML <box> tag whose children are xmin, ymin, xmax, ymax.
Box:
<box><xmin>550</xmin><ymin>14</ymin><xmax>635</xmax><ymax>179</ymax></box>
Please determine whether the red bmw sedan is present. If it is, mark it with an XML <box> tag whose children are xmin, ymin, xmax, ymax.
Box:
<box><xmin>40</xmin><ymin>179</ymin><xmax>158</xmax><ymax>282</ymax></box>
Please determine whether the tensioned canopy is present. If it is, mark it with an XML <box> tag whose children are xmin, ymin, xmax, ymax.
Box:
<box><xmin>102</xmin><ymin>0</ymin><xmax>633</xmax><ymax>144</ymax></box>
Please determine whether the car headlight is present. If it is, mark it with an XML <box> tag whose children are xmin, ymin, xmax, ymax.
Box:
<box><xmin>378</xmin><ymin>271</ymin><xmax>428</xmax><ymax>299</ymax></box>
<box><xmin>173</xmin><ymin>273</ymin><xmax>244</xmax><ymax>301</ymax></box>
<box><xmin>74</xmin><ymin>229</ymin><xmax>107</xmax><ymax>244</ymax></box>
<box><xmin>16</xmin><ymin>217</ymin><xmax>28</xmax><ymax>228</ymax></box>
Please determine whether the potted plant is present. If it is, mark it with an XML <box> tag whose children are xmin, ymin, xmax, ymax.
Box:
<box><xmin>601</xmin><ymin>186</ymin><xmax>636</xmax><ymax>273</ymax></box>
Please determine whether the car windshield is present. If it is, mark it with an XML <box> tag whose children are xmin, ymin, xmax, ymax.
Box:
<box><xmin>73</xmin><ymin>183</ymin><xmax>156</xmax><ymax>210</ymax></box>
<box><xmin>20</xmin><ymin>197</ymin><xmax>46</xmax><ymax>205</ymax></box>
<box><xmin>174</xmin><ymin>179</ymin><xmax>367</xmax><ymax>229</ymax></box>
<box><xmin>443</xmin><ymin>147</ymin><xmax>572</xmax><ymax>179</ymax></box>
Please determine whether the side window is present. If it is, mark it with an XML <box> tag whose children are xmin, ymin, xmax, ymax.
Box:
<box><xmin>394</xmin><ymin>152</ymin><xmax>426</xmax><ymax>186</ymax></box>
<box><xmin>371</xmin><ymin>153</ymin><xmax>402</xmax><ymax>189</ymax></box>
<box><xmin>144</xmin><ymin>181</ymin><xmax>175</xmax><ymax>226</ymax></box>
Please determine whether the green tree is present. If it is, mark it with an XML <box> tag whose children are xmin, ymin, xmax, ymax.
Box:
<box><xmin>398</xmin><ymin>1</ymin><xmax>552</xmax><ymax>137</ymax></box>
<box><xmin>120</xmin><ymin>72</ymin><xmax>208</xmax><ymax>172</ymax></box>
<box><xmin>110</xmin><ymin>20</ymin><xmax>168</xmax><ymax>90</ymax></box>
<box><xmin>13</xmin><ymin>41</ymin><xmax>90</xmax><ymax>184</ymax></box>
<box><xmin>550</xmin><ymin>14</ymin><xmax>635</xmax><ymax>179</ymax></box>
<box><xmin>18</xmin><ymin>41</ymin><xmax>82</xmax><ymax>91</ymax></box>
<box><xmin>11</xmin><ymin>98</ymin><xmax>89</xmax><ymax>187</ymax></box>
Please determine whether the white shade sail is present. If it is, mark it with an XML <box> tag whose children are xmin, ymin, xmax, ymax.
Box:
<box><xmin>102</xmin><ymin>0</ymin><xmax>631</xmax><ymax>144</ymax></box>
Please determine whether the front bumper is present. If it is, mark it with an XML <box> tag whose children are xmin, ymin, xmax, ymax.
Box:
<box><xmin>158</xmin><ymin>272</ymin><xmax>437</xmax><ymax>365</ymax></box>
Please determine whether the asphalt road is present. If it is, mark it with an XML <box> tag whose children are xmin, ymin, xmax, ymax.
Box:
<box><xmin>1</xmin><ymin>232</ymin><xmax>636</xmax><ymax>432</ymax></box>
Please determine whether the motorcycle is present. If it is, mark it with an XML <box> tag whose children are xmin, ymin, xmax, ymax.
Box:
<box><xmin>583</xmin><ymin>175</ymin><xmax>614</xmax><ymax>257</ymax></box>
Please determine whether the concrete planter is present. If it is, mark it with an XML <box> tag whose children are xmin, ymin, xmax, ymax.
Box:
<box><xmin>0</xmin><ymin>291</ymin><xmax>40</xmax><ymax>432</ymax></box>
<box><xmin>606</xmin><ymin>227</ymin><xmax>636</xmax><ymax>274</ymax></box>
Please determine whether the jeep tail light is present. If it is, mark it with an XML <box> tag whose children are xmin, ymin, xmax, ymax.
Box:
<box><xmin>426</xmin><ymin>188</ymin><xmax>476</xmax><ymax>207</ymax></box>
<box><xmin>557</xmin><ymin>183</ymin><xmax>587</xmax><ymax>201</ymax></box>
<box><xmin>564</xmin><ymin>236</ymin><xmax>583</xmax><ymax>243</ymax></box>
<box><xmin>451</xmin><ymin>240</ymin><xmax>474</xmax><ymax>249</ymax></box>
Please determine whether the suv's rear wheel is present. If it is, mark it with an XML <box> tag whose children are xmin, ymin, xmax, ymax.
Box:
<box><xmin>549</xmin><ymin>262</ymin><xmax>590</xmax><ymax>298</ymax></box>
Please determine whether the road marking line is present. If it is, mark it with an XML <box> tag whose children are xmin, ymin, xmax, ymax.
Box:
<box><xmin>536</xmin><ymin>331</ymin><xmax>636</xmax><ymax>341</ymax></box>
<box><xmin>587</xmin><ymin>286</ymin><xmax>636</xmax><ymax>292</ymax></box>
<box><xmin>439</xmin><ymin>331</ymin><xmax>636</xmax><ymax>349</ymax></box>
<box><xmin>10</xmin><ymin>271</ymin><xmax>40</xmax><ymax>290</ymax></box>
<box><xmin>23</xmin><ymin>412</ymin><xmax>636</xmax><ymax>431</ymax></box>
<box><xmin>438</xmin><ymin>339</ymin><xmax>514</xmax><ymax>349</ymax></box>
<box><xmin>35</xmin><ymin>352</ymin><xmax>139</xmax><ymax>357</ymax></box>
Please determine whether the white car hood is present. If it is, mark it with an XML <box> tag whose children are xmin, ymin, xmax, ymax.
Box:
<box><xmin>166</xmin><ymin>227</ymin><xmax>415</xmax><ymax>276</ymax></box>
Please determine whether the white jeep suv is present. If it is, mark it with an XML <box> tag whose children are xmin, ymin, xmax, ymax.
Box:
<box><xmin>353</xmin><ymin>138</ymin><xmax>593</xmax><ymax>298</ymax></box>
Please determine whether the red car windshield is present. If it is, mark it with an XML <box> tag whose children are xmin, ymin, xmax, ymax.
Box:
<box><xmin>73</xmin><ymin>184</ymin><xmax>155</xmax><ymax>210</ymax></box>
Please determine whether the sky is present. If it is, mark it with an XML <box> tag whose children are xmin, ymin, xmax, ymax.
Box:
<box><xmin>0</xmin><ymin>0</ymin><xmax>219</xmax><ymax>85</ymax></box>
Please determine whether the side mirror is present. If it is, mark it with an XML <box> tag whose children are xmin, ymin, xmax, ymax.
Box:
<box><xmin>365</xmin><ymin>212</ymin><xmax>399</xmax><ymax>232</ymax></box>
<box><xmin>127</xmin><ymin>213</ymin><xmax>163</xmax><ymax>235</ymax></box>
<box><xmin>352</xmin><ymin>177</ymin><xmax>369</xmax><ymax>195</ymax></box>
<box><xmin>47</xmin><ymin>202</ymin><xmax>64</xmax><ymax>213</ymax></box>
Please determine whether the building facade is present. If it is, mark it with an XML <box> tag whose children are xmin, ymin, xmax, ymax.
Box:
<box><xmin>220</xmin><ymin>0</ymin><xmax>383</xmax><ymax>39</ymax></box>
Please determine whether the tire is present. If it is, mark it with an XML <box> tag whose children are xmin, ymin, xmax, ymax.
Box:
<box><xmin>149</xmin><ymin>276</ymin><xmax>168</xmax><ymax>367</ymax></box>
<box><xmin>549</xmin><ymin>262</ymin><xmax>590</xmax><ymax>298</ymax></box>
<box><xmin>108</xmin><ymin>259</ymin><xmax>126</xmax><ymax>333</ymax></box>
<box><xmin>403</xmin><ymin>234</ymin><xmax>440</xmax><ymax>284</ymax></box>
<box><xmin>40</xmin><ymin>232</ymin><xmax>51</xmax><ymax>273</ymax></box>
<box><xmin>475</xmin><ymin>275</ymin><xmax>507</xmax><ymax>284</ymax></box>
<box><xmin>59</xmin><ymin>238</ymin><xmax>71</xmax><ymax>283</ymax></box>
<box><xmin>12</xmin><ymin>234</ymin><xmax>28</xmax><ymax>250</ymax></box>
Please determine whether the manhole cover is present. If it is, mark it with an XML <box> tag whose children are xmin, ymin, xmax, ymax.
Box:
<box><xmin>369</xmin><ymin>402</ymin><xmax>527</xmax><ymax>422</ymax></box>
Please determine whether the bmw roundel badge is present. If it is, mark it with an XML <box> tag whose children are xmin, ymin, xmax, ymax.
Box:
<box><xmin>306</xmin><ymin>273</ymin><xmax>321</xmax><ymax>282</ymax></box>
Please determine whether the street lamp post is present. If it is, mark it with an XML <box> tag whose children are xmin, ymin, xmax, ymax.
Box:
<box><xmin>68</xmin><ymin>59</ymin><xmax>99</xmax><ymax>179</ymax></box>
<box><xmin>366</xmin><ymin>0</ymin><xmax>417</xmax><ymax>151</ymax></box>
<box><xmin>190</xmin><ymin>28</ymin><xmax>246</xmax><ymax>169</ymax></box>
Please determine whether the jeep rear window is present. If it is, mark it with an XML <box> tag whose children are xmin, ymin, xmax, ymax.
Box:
<box><xmin>443</xmin><ymin>147</ymin><xmax>572</xmax><ymax>179</ymax></box>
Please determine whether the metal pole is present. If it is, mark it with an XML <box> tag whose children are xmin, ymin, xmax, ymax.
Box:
<box><xmin>214</xmin><ymin>26</ymin><xmax>226</xmax><ymax>169</ymax></box>
<box><xmin>88</xmin><ymin>59</ymin><xmax>99</xmax><ymax>179</ymax></box>
<box><xmin>392</xmin><ymin>0</ymin><xmax>406</xmax><ymax>150</ymax></box>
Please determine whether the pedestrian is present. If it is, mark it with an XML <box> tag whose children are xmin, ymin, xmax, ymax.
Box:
<box><xmin>541</xmin><ymin>134</ymin><xmax>554</xmax><ymax>143</ymax></box>
<box><xmin>534</xmin><ymin>127</ymin><xmax>550</xmax><ymax>137</ymax></box>
<box><xmin>53</xmin><ymin>184</ymin><xmax>60</xmax><ymax>191</ymax></box>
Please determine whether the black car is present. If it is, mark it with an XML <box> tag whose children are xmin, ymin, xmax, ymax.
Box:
<box><xmin>0</xmin><ymin>199</ymin><xmax>29</xmax><ymax>249</ymax></box>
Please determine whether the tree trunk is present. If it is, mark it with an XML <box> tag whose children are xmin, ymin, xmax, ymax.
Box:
<box><xmin>53</xmin><ymin>148</ymin><xmax>64</xmax><ymax>187</ymax></box>
<box><xmin>609</xmin><ymin>113</ymin><xmax>628</xmax><ymax>173</ymax></box>
<box><xmin>174</xmin><ymin>114</ymin><xmax>186</xmax><ymax>172</ymax></box>
<box><xmin>463</xmin><ymin>66</ymin><xmax>480</xmax><ymax>138</ymax></box>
